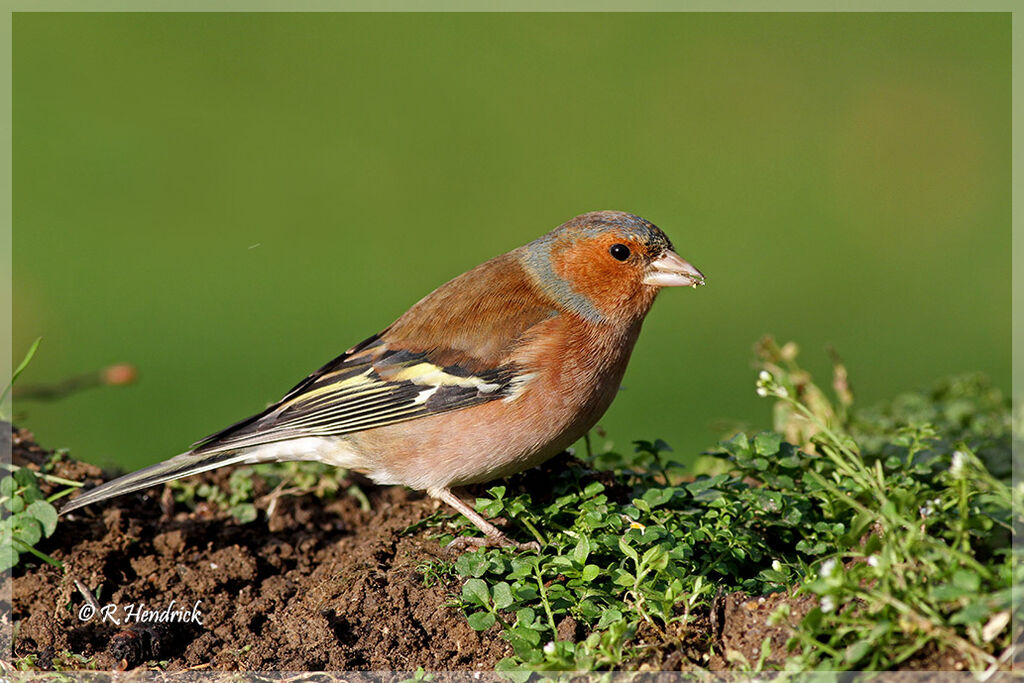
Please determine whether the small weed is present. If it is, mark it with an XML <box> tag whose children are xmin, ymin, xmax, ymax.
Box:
<box><xmin>2</xmin><ymin>337</ymin><xmax>42</xmax><ymax>420</ymax></box>
<box><xmin>50</xmin><ymin>651</ymin><xmax>97</xmax><ymax>671</ymax></box>
<box><xmin>0</xmin><ymin>463</ymin><xmax>81</xmax><ymax>571</ymax></box>
<box><xmin>167</xmin><ymin>461</ymin><xmax>351</xmax><ymax>523</ymax></box>
<box><xmin>400</xmin><ymin>666</ymin><xmax>435</xmax><ymax>683</ymax></box>
<box><xmin>416</xmin><ymin>557</ymin><xmax>457</xmax><ymax>588</ymax></box>
<box><xmin>749</xmin><ymin>344</ymin><xmax>1015</xmax><ymax>671</ymax></box>
<box><xmin>14</xmin><ymin>654</ymin><xmax>38</xmax><ymax>670</ymax></box>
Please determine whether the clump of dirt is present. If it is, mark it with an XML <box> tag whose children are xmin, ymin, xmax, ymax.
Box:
<box><xmin>706</xmin><ymin>591</ymin><xmax>817</xmax><ymax>669</ymax></box>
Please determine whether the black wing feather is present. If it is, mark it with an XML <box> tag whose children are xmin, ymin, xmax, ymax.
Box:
<box><xmin>189</xmin><ymin>333</ymin><xmax>517</xmax><ymax>456</ymax></box>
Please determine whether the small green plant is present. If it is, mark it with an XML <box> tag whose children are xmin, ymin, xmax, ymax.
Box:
<box><xmin>0</xmin><ymin>464</ymin><xmax>81</xmax><ymax>571</ymax></box>
<box><xmin>1</xmin><ymin>336</ymin><xmax>81</xmax><ymax>572</ymax></box>
<box><xmin>443</xmin><ymin>443</ymin><xmax>792</xmax><ymax>671</ymax></box>
<box><xmin>169</xmin><ymin>465</ymin><xmax>260</xmax><ymax>523</ymax></box>
<box><xmin>14</xmin><ymin>653</ymin><xmax>39</xmax><ymax>670</ymax></box>
<box><xmin>2</xmin><ymin>337</ymin><xmax>41</xmax><ymax>420</ymax></box>
<box><xmin>748</xmin><ymin>343</ymin><xmax>1015</xmax><ymax>672</ymax></box>
<box><xmin>416</xmin><ymin>556</ymin><xmax>456</xmax><ymax>588</ymax></box>
<box><xmin>400</xmin><ymin>666</ymin><xmax>435</xmax><ymax>683</ymax></box>
<box><xmin>167</xmin><ymin>460</ymin><xmax>354</xmax><ymax>523</ymax></box>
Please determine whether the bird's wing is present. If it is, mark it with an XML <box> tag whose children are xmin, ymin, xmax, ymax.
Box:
<box><xmin>189</xmin><ymin>334</ymin><xmax>516</xmax><ymax>455</ymax></box>
<box><xmin>191</xmin><ymin>253</ymin><xmax>558</xmax><ymax>455</ymax></box>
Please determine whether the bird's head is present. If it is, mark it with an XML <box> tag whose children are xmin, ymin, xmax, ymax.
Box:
<box><xmin>519</xmin><ymin>211</ymin><xmax>705</xmax><ymax>324</ymax></box>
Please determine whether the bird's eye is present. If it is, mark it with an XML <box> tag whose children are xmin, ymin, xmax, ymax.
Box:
<box><xmin>609</xmin><ymin>244</ymin><xmax>631</xmax><ymax>261</ymax></box>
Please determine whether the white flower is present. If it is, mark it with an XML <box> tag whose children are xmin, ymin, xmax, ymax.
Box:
<box><xmin>543</xmin><ymin>642</ymin><xmax>556</xmax><ymax>655</ymax></box>
<box><xmin>920</xmin><ymin>498</ymin><xmax>941</xmax><ymax>518</ymax></box>
<box><xmin>759</xmin><ymin>370</ymin><xmax>773</xmax><ymax>382</ymax></box>
<box><xmin>867</xmin><ymin>555</ymin><xmax>880</xmax><ymax>568</ymax></box>
<box><xmin>950</xmin><ymin>451</ymin><xmax>966</xmax><ymax>478</ymax></box>
<box><xmin>772</xmin><ymin>560</ymin><xmax>782</xmax><ymax>572</ymax></box>
<box><xmin>756</xmin><ymin>386</ymin><xmax>769</xmax><ymax>397</ymax></box>
<box><xmin>775</xmin><ymin>386</ymin><xmax>789</xmax><ymax>398</ymax></box>
<box><xmin>820</xmin><ymin>596</ymin><xmax>836</xmax><ymax>613</ymax></box>
<box><xmin>820</xmin><ymin>558</ymin><xmax>838</xmax><ymax>577</ymax></box>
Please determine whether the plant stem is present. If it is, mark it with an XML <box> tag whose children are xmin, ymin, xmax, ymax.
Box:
<box><xmin>12</xmin><ymin>539</ymin><xmax>63</xmax><ymax>570</ymax></box>
<box><xmin>534</xmin><ymin>564</ymin><xmax>558</xmax><ymax>638</ymax></box>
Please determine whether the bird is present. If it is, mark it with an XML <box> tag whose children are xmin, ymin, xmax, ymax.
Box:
<box><xmin>61</xmin><ymin>210</ymin><xmax>705</xmax><ymax>549</ymax></box>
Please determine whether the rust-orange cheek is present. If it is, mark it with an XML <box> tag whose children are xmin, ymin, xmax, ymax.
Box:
<box><xmin>551</xmin><ymin>242</ymin><xmax>641</xmax><ymax>319</ymax></box>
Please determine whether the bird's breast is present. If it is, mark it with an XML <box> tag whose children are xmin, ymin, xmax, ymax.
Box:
<box><xmin>350</xmin><ymin>315</ymin><xmax>643</xmax><ymax>490</ymax></box>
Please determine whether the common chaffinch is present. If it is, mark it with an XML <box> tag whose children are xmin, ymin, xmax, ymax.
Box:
<box><xmin>62</xmin><ymin>211</ymin><xmax>705</xmax><ymax>548</ymax></box>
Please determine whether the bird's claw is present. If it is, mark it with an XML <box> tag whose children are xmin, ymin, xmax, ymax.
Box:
<box><xmin>445</xmin><ymin>535</ymin><xmax>540</xmax><ymax>553</ymax></box>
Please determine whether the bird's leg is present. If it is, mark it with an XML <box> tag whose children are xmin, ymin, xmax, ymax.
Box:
<box><xmin>428</xmin><ymin>487</ymin><xmax>540</xmax><ymax>552</ymax></box>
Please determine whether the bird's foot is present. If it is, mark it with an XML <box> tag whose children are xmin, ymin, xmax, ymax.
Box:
<box><xmin>429</xmin><ymin>486</ymin><xmax>541</xmax><ymax>552</ymax></box>
<box><xmin>445</xmin><ymin>534</ymin><xmax>540</xmax><ymax>553</ymax></box>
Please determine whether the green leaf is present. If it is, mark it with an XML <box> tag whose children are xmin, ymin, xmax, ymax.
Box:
<box><xmin>685</xmin><ymin>475</ymin><xmax>724</xmax><ymax>495</ymax></box>
<box><xmin>952</xmin><ymin>570</ymin><xmax>981</xmax><ymax>593</ymax></box>
<box><xmin>950</xmin><ymin>600</ymin><xmax>993</xmax><ymax>626</ymax></box>
<box><xmin>578</xmin><ymin>599</ymin><xmax>601</xmax><ymax>619</ymax></box>
<box><xmin>796</xmin><ymin>539</ymin><xmax>827</xmax><ymax>555</ymax></box>
<box><xmin>467</xmin><ymin>611</ymin><xmax>496</xmax><ymax>631</ymax></box>
<box><xmin>0</xmin><ymin>544</ymin><xmax>19</xmax><ymax>572</ymax></box>
<box><xmin>11</xmin><ymin>515</ymin><xmax>42</xmax><ymax>547</ymax></box>
<box><xmin>931</xmin><ymin>584</ymin><xmax>969</xmax><ymax>602</ymax></box>
<box><xmin>506</xmin><ymin>626</ymin><xmax>542</xmax><ymax>659</ymax></box>
<box><xmin>1</xmin><ymin>337</ymin><xmax>42</xmax><ymax>409</ymax></box>
<box><xmin>25</xmin><ymin>500</ymin><xmax>58</xmax><ymax>537</ymax></box>
<box><xmin>613</xmin><ymin>569</ymin><xmax>635</xmax><ymax>587</ymax></box>
<box><xmin>754</xmin><ymin>432</ymin><xmax>783</xmax><ymax>456</ymax></box>
<box><xmin>845</xmin><ymin>640</ymin><xmax>871</xmax><ymax>665</ymax></box>
<box><xmin>476</xmin><ymin>497</ymin><xmax>503</xmax><ymax>518</ymax></box>
<box><xmin>508</xmin><ymin>624</ymin><xmax>541</xmax><ymax>646</ymax></box>
<box><xmin>492</xmin><ymin>581</ymin><xmax>514</xmax><ymax>610</ymax></box>
<box><xmin>572</xmin><ymin>536</ymin><xmax>591</xmax><ymax>565</ymax></box>
<box><xmin>641</xmin><ymin>545</ymin><xmax>669</xmax><ymax>572</ymax></box>
<box><xmin>515</xmin><ymin>607</ymin><xmax>536</xmax><ymax>626</ymax></box>
<box><xmin>802</xmin><ymin>607</ymin><xmax>824</xmax><ymax>632</ymax></box>
<box><xmin>581</xmin><ymin>564</ymin><xmax>600</xmax><ymax>582</ymax></box>
<box><xmin>4</xmin><ymin>496</ymin><xmax>24</xmax><ymax>513</ymax></box>
<box><xmin>618</xmin><ymin>536</ymin><xmax>638</xmax><ymax>563</ymax></box>
<box><xmin>720</xmin><ymin>432</ymin><xmax>749</xmax><ymax>456</ymax></box>
<box><xmin>596</xmin><ymin>609</ymin><xmax>623</xmax><ymax>629</ymax></box>
<box><xmin>462</xmin><ymin>578</ymin><xmax>490</xmax><ymax>606</ymax></box>
<box><xmin>0</xmin><ymin>477</ymin><xmax>15</xmax><ymax>498</ymax></box>
<box><xmin>641</xmin><ymin>487</ymin><xmax>676</xmax><ymax>509</ymax></box>
<box><xmin>13</xmin><ymin>468</ymin><xmax>36</xmax><ymax>489</ymax></box>
<box><xmin>455</xmin><ymin>551</ymin><xmax>490</xmax><ymax>578</ymax></box>
<box><xmin>229</xmin><ymin>503</ymin><xmax>258</xmax><ymax>524</ymax></box>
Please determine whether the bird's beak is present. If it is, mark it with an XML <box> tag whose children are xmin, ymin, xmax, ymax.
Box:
<box><xmin>643</xmin><ymin>250</ymin><xmax>706</xmax><ymax>288</ymax></box>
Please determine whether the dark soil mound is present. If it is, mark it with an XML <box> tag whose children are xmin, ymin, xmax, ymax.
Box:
<box><xmin>6</xmin><ymin>427</ymin><xmax>507</xmax><ymax>671</ymax></box>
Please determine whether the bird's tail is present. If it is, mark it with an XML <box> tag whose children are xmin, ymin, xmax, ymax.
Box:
<box><xmin>59</xmin><ymin>447</ymin><xmax>276</xmax><ymax>515</ymax></box>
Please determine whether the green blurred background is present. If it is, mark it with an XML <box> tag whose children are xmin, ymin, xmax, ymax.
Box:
<box><xmin>13</xmin><ymin>13</ymin><xmax>1010</xmax><ymax>470</ymax></box>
